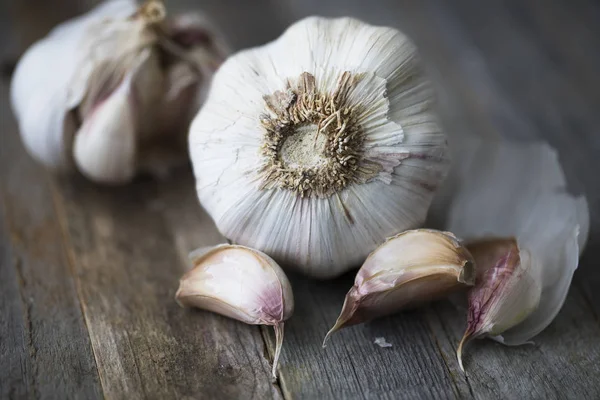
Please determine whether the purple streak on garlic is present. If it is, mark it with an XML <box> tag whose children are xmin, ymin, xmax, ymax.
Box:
<box><xmin>324</xmin><ymin>229</ymin><xmax>474</xmax><ymax>346</ymax></box>
<box><xmin>176</xmin><ymin>244</ymin><xmax>294</xmax><ymax>380</ymax></box>
<box><xmin>10</xmin><ymin>0</ymin><xmax>229</xmax><ymax>184</ymax></box>
<box><xmin>456</xmin><ymin>238</ymin><xmax>541</xmax><ymax>372</ymax></box>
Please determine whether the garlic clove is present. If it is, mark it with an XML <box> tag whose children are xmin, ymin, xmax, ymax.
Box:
<box><xmin>444</xmin><ymin>136</ymin><xmax>589</xmax><ymax>371</ymax></box>
<box><xmin>176</xmin><ymin>244</ymin><xmax>294</xmax><ymax>379</ymax></box>
<box><xmin>73</xmin><ymin>48</ymin><xmax>158</xmax><ymax>184</ymax></box>
<box><xmin>189</xmin><ymin>17</ymin><xmax>449</xmax><ymax>279</ymax></box>
<box><xmin>324</xmin><ymin>229</ymin><xmax>474</xmax><ymax>346</ymax></box>
<box><xmin>9</xmin><ymin>1</ymin><xmax>136</xmax><ymax>171</ymax></box>
<box><xmin>456</xmin><ymin>238</ymin><xmax>542</xmax><ymax>371</ymax></box>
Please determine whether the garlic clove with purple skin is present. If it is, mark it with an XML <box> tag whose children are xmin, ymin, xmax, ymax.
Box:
<box><xmin>456</xmin><ymin>238</ymin><xmax>541</xmax><ymax>372</ymax></box>
<box><xmin>445</xmin><ymin>137</ymin><xmax>589</xmax><ymax>372</ymax></box>
<box><xmin>176</xmin><ymin>244</ymin><xmax>294</xmax><ymax>380</ymax></box>
<box><xmin>324</xmin><ymin>229</ymin><xmax>475</xmax><ymax>346</ymax></box>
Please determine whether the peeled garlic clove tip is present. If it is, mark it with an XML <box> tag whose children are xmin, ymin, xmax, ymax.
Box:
<box><xmin>271</xmin><ymin>322</ymin><xmax>285</xmax><ymax>380</ymax></box>
<box><xmin>174</xmin><ymin>286</ymin><xmax>186</xmax><ymax>308</ymax></box>
<box><xmin>323</xmin><ymin>289</ymin><xmax>360</xmax><ymax>347</ymax></box>
<box><xmin>322</xmin><ymin>324</ymin><xmax>340</xmax><ymax>348</ymax></box>
<box><xmin>456</xmin><ymin>330</ymin><xmax>474</xmax><ymax>373</ymax></box>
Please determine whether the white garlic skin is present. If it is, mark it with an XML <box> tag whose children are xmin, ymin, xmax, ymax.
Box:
<box><xmin>189</xmin><ymin>17</ymin><xmax>449</xmax><ymax>279</ymax></box>
<box><xmin>446</xmin><ymin>136</ymin><xmax>589</xmax><ymax>347</ymax></box>
<box><xmin>10</xmin><ymin>0</ymin><xmax>228</xmax><ymax>184</ymax></box>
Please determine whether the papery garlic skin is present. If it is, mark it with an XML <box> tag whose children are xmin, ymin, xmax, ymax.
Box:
<box><xmin>10</xmin><ymin>0</ymin><xmax>229</xmax><ymax>184</ymax></box>
<box><xmin>324</xmin><ymin>229</ymin><xmax>474</xmax><ymax>345</ymax></box>
<box><xmin>189</xmin><ymin>17</ymin><xmax>449</xmax><ymax>278</ymax></box>
<box><xmin>445</xmin><ymin>136</ymin><xmax>589</xmax><ymax>368</ymax></box>
<box><xmin>176</xmin><ymin>244</ymin><xmax>293</xmax><ymax>379</ymax></box>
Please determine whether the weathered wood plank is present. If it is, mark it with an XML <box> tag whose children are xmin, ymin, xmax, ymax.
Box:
<box><xmin>51</xmin><ymin>172</ymin><xmax>282</xmax><ymax>399</ymax></box>
<box><xmin>265</xmin><ymin>273</ymin><xmax>467</xmax><ymax>399</ymax></box>
<box><xmin>0</xmin><ymin>78</ymin><xmax>103</xmax><ymax>399</ymax></box>
<box><xmin>428</xmin><ymin>290</ymin><xmax>600</xmax><ymax>400</ymax></box>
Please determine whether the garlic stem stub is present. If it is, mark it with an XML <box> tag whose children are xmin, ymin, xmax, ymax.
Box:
<box><xmin>10</xmin><ymin>0</ymin><xmax>229</xmax><ymax>184</ymax></box>
<box><xmin>444</xmin><ymin>136</ymin><xmax>589</xmax><ymax>371</ymax></box>
<box><xmin>189</xmin><ymin>17</ymin><xmax>449</xmax><ymax>279</ymax></box>
<box><xmin>175</xmin><ymin>244</ymin><xmax>294</xmax><ymax>380</ymax></box>
<box><xmin>324</xmin><ymin>229</ymin><xmax>475</xmax><ymax>346</ymax></box>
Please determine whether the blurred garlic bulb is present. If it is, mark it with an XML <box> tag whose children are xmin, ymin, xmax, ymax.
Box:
<box><xmin>324</xmin><ymin>229</ymin><xmax>474</xmax><ymax>345</ymax></box>
<box><xmin>445</xmin><ymin>136</ymin><xmax>589</xmax><ymax>370</ymax></box>
<box><xmin>189</xmin><ymin>17</ymin><xmax>449</xmax><ymax>279</ymax></box>
<box><xmin>11</xmin><ymin>0</ymin><xmax>229</xmax><ymax>184</ymax></box>
<box><xmin>176</xmin><ymin>244</ymin><xmax>294</xmax><ymax>379</ymax></box>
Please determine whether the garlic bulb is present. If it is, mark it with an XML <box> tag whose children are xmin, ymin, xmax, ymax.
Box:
<box><xmin>11</xmin><ymin>0</ymin><xmax>228</xmax><ymax>184</ymax></box>
<box><xmin>324</xmin><ymin>229</ymin><xmax>474</xmax><ymax>345</ymax></box>
<box><xmin>189</xmin><ymin>17</ymin><xmax>449</xmax><ymax>279</ymax></box>
<box><xmin>444</xmin><ymin>135</ymin><xmax>589</xmax><ymax>369</ymax></box>
<box><xmin>176</xmin><ymin>244</ymin><xmax>294</xmax><ymax>379</ymax></box>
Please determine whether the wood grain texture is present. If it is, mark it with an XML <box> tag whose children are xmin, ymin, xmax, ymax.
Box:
<box><xmin>51</xmin><ymin>173</ymin><xmax>282</xmax><ymax>399</ymax></box>
<box><xmin>427</xmin><ymin>293</ymin><xmax>600</xmax><ymax>400</ymax></box>
<box><xmin>266</xmin><ymin>273</ymin><xmax>466</xmax><ymax>399</ymax></box>
<box><xmin>0</xmin><ymin>77</ymin><xmax>103</xmax><ymax>399</ymax></box>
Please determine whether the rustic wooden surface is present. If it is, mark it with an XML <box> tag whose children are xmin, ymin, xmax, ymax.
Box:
<box><xmin>1</xmin><ymin>0</ymin><xmax>599</xmax><ymax>399</ymax></box>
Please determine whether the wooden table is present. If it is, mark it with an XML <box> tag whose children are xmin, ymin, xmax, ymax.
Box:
<box><xmin>1</xmin><ymin>0</ymin><xmax>599</xmax><ymax>398</ymax></box>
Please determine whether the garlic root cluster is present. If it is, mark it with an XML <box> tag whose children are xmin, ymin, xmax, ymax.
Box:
<box><xmin>11</xmin><ymin>0</ymin><xmax>229</xmax><ymax>184</ymax></box>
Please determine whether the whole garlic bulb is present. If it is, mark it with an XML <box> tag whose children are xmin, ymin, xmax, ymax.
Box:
<box><xmin>189</xmin><ymin>17</ymin><xmax>449</xmax><ymax>279</ymax></box>
<box><xmin>11</xmin><ymin>0</ymin><xmax>229</xmax><ymax>184</ymax></box>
